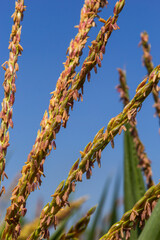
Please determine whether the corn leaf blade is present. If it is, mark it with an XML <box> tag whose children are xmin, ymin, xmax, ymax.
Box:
<box><xmin>124</xmin><ymin>123</ymin><xmax>146</xmax><ymax>239</ymax></box>
<box><xmin>87</xmin><ymin>177</ymin><xmax>111</xmax><ymax>240</ymax></box>
<box><xmin>138</xmin><ymin>199</ymin><xmax>160</xmax><ymax>240</ymax></box>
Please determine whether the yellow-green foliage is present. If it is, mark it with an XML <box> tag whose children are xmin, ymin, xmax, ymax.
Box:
<box><xmin>0</xmin><ymin>1</ymin><xmax>160</xmax><ymax>240</ymax></box>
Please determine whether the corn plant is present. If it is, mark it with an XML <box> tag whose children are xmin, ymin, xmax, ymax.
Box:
<box><xmin>0</xmin><ymin>0</ymin><xmax>160</xmax><ymax>239</ymax></box>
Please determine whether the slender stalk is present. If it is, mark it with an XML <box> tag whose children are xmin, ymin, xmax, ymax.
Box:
<box><xmin>2</xmin><ymin>1</ymin><xmax>125</xmax><ymax>239</ymax></box>
<box><xmin>140</xmin><ymin>32</ymin><xmax>160</xmax><ymax>127</ymax></box>
<box><xmin>117</xmin><ymin>69</ymin><xmax>154</xmax><ymax>188</ymax></box>
<box><xmin>28</xmin><ymin>65</ymin><xmax>160</xmax><ymax>240</ymax></box>
<box><xmin>99</xmin><ymin>182</ymin><xmax>160</xmax><ymax>240</ymax></box>
<box><xmin>0</xmin><ymin>0</ymin><xmax>26</xmax><ymax>195</ymax></box>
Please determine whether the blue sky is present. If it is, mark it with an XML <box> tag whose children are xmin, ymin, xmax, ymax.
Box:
<box><xmin>0</xmin><ymin>0</ymin><xmax>160</xmax><ymax>222</ymax></box>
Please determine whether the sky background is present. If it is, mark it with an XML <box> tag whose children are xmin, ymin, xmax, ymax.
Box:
<box><xmin>0</xmin><ymin>0</ymin><xmax>160</xmax><ymax>224</ymax></box>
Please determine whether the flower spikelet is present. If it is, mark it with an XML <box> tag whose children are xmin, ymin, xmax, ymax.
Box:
<box><xmin>0</xmin><ymin>0</ymin><xmax>26</xmax><ymax>196</ymax></box>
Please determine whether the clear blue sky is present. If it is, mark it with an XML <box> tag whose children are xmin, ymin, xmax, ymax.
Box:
<box><xmin>0</xmin><ymin>0</ymin><xmax>160</xmax><ymax>221</ymax></box>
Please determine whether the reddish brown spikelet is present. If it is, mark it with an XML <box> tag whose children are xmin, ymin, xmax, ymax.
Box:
<box><xmin>0</xmin><ymin>0</ymin><xmax>26</xmax><ymax>191</ymax></box>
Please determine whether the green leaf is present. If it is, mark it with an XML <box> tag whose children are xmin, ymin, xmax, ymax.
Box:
<box><xmin>99</xmin><ymin>171</ymin><xmax>121</xmax><ymax>238</ymax></box>
<box><xmin>124</xmin><ymin>123</ymin><xmax>145</xmax><ymax>210</ymax></box>
<box><xmin>108</xmin><ymin>171</ymin><xmax>121</xmax><ymax>228</ymax></box>
<box><xmin>124</xmin><ymin>123</ymin><xmax>146</xmax><ymax>239</ymax></box>
<box><xmin>0</xmin><ymin>224</ymin><xmax>4</xmax><ymax>239</ymax></box>
<box><xmin>87</xmin><ymin>177</ymin><xmax>111</xmax><ymax>240</ymax></box>
<box><xmin>50</xmin><ymin>218</ymin><xmax>68</xmax><ymax>240</ymax></box>
<box><xmin>59</xmin><ymin>206</ymin><xmax>96</xmax><ymax>240</ymax></box>
<box><xmin>138</xmin><ymin>199</ymin><xmax>160</xmax><ymax>240</ymax></box>
<box><xmin>50</xmin><ymin>211</ymin><xmax>77</xmax><ymax>240</ymax></box>
<box><xmin>50</xmin><ymin>197</ymin><xmax>87</xmax><ymax>240</ymax></box>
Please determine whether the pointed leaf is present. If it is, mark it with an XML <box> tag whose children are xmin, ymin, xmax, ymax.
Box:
<box><xmin>109</xmin><ymin>171</ymin><xmax>121</xmax><ymax>228</ymax></box>
<box><xmin>124</xmin><ymin>123</ymin><xmax>146</xmax><ymax>239</ymax></box>
<box><xmin>138</xmin><ymin>199</ymin><xmax>160</xmax><ymax>240</ymax></box>
<box><xmin>87</xmin><ymin>177</ymin><xmax>111</xmax><ymax>240</ymax></box>
<box><xmin>99</xmin><ymin>172</ymin><xmax>121</xmax><ymax>238</ymax></box>
<box><xmin>49</xmin><ymin>216</ymin><xmax>69</xmax><ymax>240</ymax></box>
